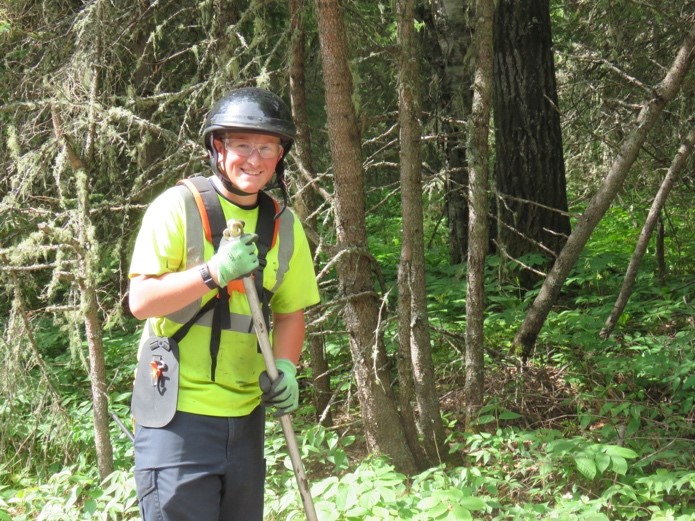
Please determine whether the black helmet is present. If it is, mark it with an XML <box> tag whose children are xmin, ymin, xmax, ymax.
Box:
<box><xmin>203</xmin><ymin>88</ymin><xmax>295</xmax><ymax>211</ymax></box>
<box><xmin>203</xmin><ymin>88</ymin><xmax>296</xmax><ymax>147</ymax></box>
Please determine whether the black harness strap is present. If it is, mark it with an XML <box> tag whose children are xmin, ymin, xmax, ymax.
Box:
<box><xmin>255</xmin><ymin>191</ymin><xmax>277</xmax><ymax>335</ymax></box>
<box><xmin>179</xmin><ymin>176</ymin><xmax>276</xmax><ymax>380</ymax></box>
<box><xmin>183</xmin><ymin>177</ymin><xmax>229</xmax><ymax>381</ymax></box>
<box><xmin>171</xmin><ymin>297</ymin><xmax>217</xmax><ymax>344</ymax></box>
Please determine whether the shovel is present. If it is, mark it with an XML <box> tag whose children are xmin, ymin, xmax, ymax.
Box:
<box><xmin>226</xmin><ymin>220</ymin><xmax>318</xmax><ymax>521</ymax></box>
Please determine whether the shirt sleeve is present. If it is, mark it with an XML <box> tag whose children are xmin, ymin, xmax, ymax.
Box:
<box><xmin>128</xmin><ymin>188</ymin><xmax>187</xmax><ymax>278</ymax></box>
<box><xmin>270</xmin><ymin>213</ymin><xmax>320</xmax><ymax>314</ymax></box>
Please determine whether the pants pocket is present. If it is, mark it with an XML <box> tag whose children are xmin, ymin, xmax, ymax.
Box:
<box><xmin>134</xmin><ymin>468</ymin><xmax>158</xmax><ymax>521</ymax></box>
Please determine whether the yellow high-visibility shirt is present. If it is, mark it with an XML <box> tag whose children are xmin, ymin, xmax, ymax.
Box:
<box><xmin>129</xmin><ymin>182</ymin><xmax>320</xmax><ymax>417</ymax></box>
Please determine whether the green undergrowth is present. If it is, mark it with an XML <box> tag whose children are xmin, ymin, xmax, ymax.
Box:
<box><xmin>4</xmin><ymin>410</ymin><xmax>692</xmax><ymax>520</ymax></box>
<box><xmin>2</xmin><ymin>321</ymin><xmax>693</xmax><ymax>521</ymax></box>
<box><xmin>1</xmin><ymin>205</ymin><xmax>693</xmax><ymax>520</ymax></box>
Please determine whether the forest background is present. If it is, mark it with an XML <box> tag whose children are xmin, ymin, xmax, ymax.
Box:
<box><xmin>0</xmin><ymin>0</ymin><xmax>694</xmax><ymax>520</ymax></box>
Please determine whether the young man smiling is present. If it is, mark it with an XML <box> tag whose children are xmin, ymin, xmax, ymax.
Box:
<box><xmin>128</xmin><ymin>87</ymin><xmax>320</xmax><ymax>521</ymax></box>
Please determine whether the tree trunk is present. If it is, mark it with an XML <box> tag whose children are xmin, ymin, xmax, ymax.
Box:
<box><xmin>464</xmin><ymin>0</ymin><xmax>494</xmax><ymax>427</ymax></box>
<box><xmin>313</xmin><ymin>0</ymin><xmax>417</xmax><ymax>473</ymax></box>
<box><xmin>396</xmin><ymin>0</ymin><xmax>446</xmax><ymax>467</ymax></box>
<box><xmin>81</xmin><ymin>263</ymin><xmax>115</xmax><ymax>480</ymax></box>
<box><xmin>515</xmin><ymin>26</ymin><xmax>695</xmax><ymax>359</ymax></box>
<box><xmin>493</xmin><ymin>0</ymin><xmax>571</xmax><ymax>288</ymax></box>
<box><xmin>601</xmin><ymin>125</ymin><xmax>695</xmax><ymax>337</ymax></box>
<box><xmin>288</xmin><ymin>0</ymin><xmax>332</xmax><ymax>427</ymax></box>
<box><xmin>51</xmin><ymin>107</ymin><xmax>114</xmax><ymax>480</ymax></box>
<box><xmin>429</xmin><ymin>0</ymin><xmax>474</xmax><ymax>264</ymax></box>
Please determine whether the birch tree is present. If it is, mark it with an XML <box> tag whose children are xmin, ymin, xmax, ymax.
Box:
<box><xmin>428</xmin><ymin>0</ymin><xmax>474</xmax><ymax>263</ymax></box>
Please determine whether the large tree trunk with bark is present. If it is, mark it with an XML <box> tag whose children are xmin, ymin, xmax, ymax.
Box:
<box><xmin>601</xmin><ymin>125</ymin><xmax>695</xmax><ymax>337</ymax></box>
<box><xmin>493</xmin><ymin>0</ymin><xmax>571</xmax><ymax>288</ymax></box>
<box><xmin>313</xmin><ymin>0</ymin><xmax>417</xmax><ymax>473</ymax></box>
<box><xmin>288</xmin><ymin>0</ymin><xmax>333</xmax><ymax>427</ymax></box>
<box><xmin>515</xmin><ymin>26</ymin><xmax>695</xmax><ymax>359</ymax></box>
<box><xmin>464</xmin><ymin>0</ymin><xmax>494</xmax><ymax>427</ymax></box>
<box><xmin>396</xmin><ymin>0</ymin><xmax>446</xmax><ymax>467</ymax></box>
<box><xmin>429</xmin><ymin>0</ymin><xmax>474</xmax><ymax>264</ymax></box>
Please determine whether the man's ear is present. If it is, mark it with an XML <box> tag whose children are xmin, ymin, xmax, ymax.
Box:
<box><xmin>212</xmin><ymin>137</ymin><xmax>225</xmax><ymax>155</ymax></box>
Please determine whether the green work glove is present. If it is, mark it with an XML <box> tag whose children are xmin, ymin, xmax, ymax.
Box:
<box><xmin>259</xmin><ymin>358</ymin><xmax>299</xmax><ymax>417</ymax></box>
<box><xmin>209</xmin><ymin>233</ymin><xmax>259</xmax><ymax>287</ymax></box>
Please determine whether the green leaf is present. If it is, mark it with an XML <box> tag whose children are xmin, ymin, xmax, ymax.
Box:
<box><xmin>575</xmin><ymin>457</ymin><xmax>597</xmax><ymax>480</ymax></box>
<box><xmin>417</xmin><ymin>496</ymin><xmax>441</xmax><ymax>510</ymax></box>
<box><xmin>110</xmin><ymin>392</ymin><xmax>132</xmax><ymax>403</ymax></box>
<box><xmin>449</xmin><ymin>505</ymin><xmax>473</xmax><ymax>520</ymax></box>
<box><xmin>83</xmin><ymin>498</ymin><xmax>97</xmax><ymax>515</ymax></box>
<box><xmin>315</xmin><ymin>502</ymin><xmax>340</xmax><ymax>521</ymax></box>
<box><xmin>611</xmin><ymin>457</ymin><xmax>628</xmax><ymax>476</ymax></box>
<box><xmin>459</xmin><ymin>496</ymin><xmax>486</xmax><ymax>510</ymax></box>
<box><xmin>431</xmin><ymin>502</ymin><xmax>452</xmax><ymax>518</ymax></box>
<box><xmin>335</xmin><ymin>483</ymin><xmax>358</xmax><ymax>511</ymax></box>
<box><xmin>603</xmin><ymin>446</ymin><xmax>638</xmax><ymax>459</ymax></box>
<box><xmin>311</xmin><ymin>477</ymin><xmax>338</xmax><ymax>497</ymax></box>
<box><xmin>626</xmin><ymin>416</ymin><xmax>641</xmax><ymax>437</ymax></box>
<box><xmin>681</xmin><ymin>374</ymin><xmax>695</xmax><ymax>390</ymax></box>
<box><xmin>371</xmin><ymin>506</ymin><xmax>391</xmax><ymax>518</ymax></box>
<box><xmin>595</xmin><ymin>453</ymin><xmax>611</xmax><ymax>474</ymax></box>
<box><xmin>579</xmin><ymin>413</ymin><xmax>593</xmax><ymax>429</ymax></box>
<box><xmin>498</xmin><ymin>411</ymin><xmax>521</xmax><ymax>420</ymax></box>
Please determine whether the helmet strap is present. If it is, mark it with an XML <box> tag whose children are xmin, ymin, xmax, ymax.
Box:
<box><xmin>273</xmin><ymin>158</ymin><xmax>288</xmax><ymax>218</ymax></box>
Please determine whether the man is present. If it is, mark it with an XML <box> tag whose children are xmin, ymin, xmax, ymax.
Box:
<box><xmin>128</xmin><ymin>87</ymin><xmax>320</xmax><ymax>521</ymax></box>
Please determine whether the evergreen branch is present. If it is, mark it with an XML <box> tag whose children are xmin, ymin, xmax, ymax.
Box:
<box><xmin>106</xmin><ymin>106</ymin><xmax>201</xmax><ymax>150</ymax></box>
<box><xmin>43</xmin><ymin>305</ymin><xmax>80</xmax><ymax>313</ymax></box>
<box><xmin>557</xmin><ymin>48</ymin><xmax>654</xmax><ymax>94</ymax></box>
<box><xmin>0</xmin><ymin>262</ymin><xmax>62</xmax><ymax>272</ymax></box>
<box><xmin>6</xmin><ymin>272</ymin><xmax>66</xmax><ymax>407</ymax></box>
<box><xmin>292</xmin><ymin>158</ymin><xmax>333</xmax><ymax>203</ymax></box>
<box><xmin>37</xmin><ymin>222</ymin><xmax>83</xmax><ymax>253</ymax></box>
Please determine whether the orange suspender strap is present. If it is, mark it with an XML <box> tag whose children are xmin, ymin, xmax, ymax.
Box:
<box><xmin>178</xmin><ymin>178</ymin><xmax>214</xmax><ymax>244</ymax></box>
<box><xmin>227</xmin><ymin>279</ymin><xmax>244</xmax><ymax>293</ymax></box>
<box><xmin>176</xmin><ymin>176</ymin><xmax>229</xmax><ymax>381</ymax></box>
<box><xmin>269</xmin><ymin>197</ymin><xmax>280</xmax><ymax>249</ymax></box>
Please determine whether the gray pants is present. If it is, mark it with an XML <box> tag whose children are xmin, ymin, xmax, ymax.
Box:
<box><xmin>134</xmin><ymin>407</ymin><xmax>266</xmax><ymax>521</ymax></box>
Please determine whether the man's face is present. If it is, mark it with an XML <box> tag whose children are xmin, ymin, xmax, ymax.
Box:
<box><xmin>214</xmin><ymin>132</ymin><xmax>283</xmax><ymax>195</ymax></box>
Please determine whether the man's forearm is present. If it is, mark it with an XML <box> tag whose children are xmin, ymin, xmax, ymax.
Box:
<box><xmin>129</xmin><ymin>267</ymin><xmax>211</xmax><ymax>319</ymax></box>
<box><xmin>271</xmin><ymin>310</ymin><xmax>306</xmax><ymax>365</ymax></box>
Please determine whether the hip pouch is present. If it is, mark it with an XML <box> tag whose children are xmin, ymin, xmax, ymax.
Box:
<box><xmin>130</xmin><ymin>296</ymin><xmax>217</xmax><ymax>428</ymax></box>
<box><xmin>131</xmin><ymin>336</ymin><xmax>180</xmax><ymax>428</ymax></box>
